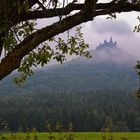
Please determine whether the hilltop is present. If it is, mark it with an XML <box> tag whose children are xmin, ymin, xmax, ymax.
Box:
<box><xmin>0</xmin><ymin>38</ymin><xmax>139</xmax><ymax>132</ymax></box>
<box><xmin>0</xmin><ymin>38</ymin><xmax>137</xmax><ymax>95</ymax></box>
<box><xmin>71</xmin><ymin>37</ymin><xmax>135</xmax><ymax>64</ymax></box>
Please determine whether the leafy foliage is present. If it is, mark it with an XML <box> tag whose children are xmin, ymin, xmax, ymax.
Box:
<box><xmin>14</xmin><ymin>27</ymin><xmax>91</xmax><ymax>85</ymax></box>
<box><xmin>134</xmin><ymin>61</ymin><xmax>140</xmax><ymax>98</ymax></box>
<box><xmin>0</xmin><ymin>0</ymin><xmax>140</xmax><ymax>80</ymax></box>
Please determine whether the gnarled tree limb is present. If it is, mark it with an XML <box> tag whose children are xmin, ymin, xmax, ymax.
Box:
<box><xmin>0</xmin><ymin>0</ymin><xmax>140</xmax><ymax>81</ymax></box>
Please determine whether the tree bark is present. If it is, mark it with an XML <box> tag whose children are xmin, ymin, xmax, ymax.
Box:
<box><xmin>0</xmin><ymin>0</ymin><xmax>140</xmax><ymax>80</ymax></box>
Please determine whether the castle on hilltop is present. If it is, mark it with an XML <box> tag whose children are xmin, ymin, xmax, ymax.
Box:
<box><xmin>96</xmin><ymin>37</ymin><xmax>117</xmax><ymax>50</ymax></box>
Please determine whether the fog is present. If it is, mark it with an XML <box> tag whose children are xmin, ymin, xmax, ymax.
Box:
<box><xmin>81</xmin><ymin>17</ymin><xmax>140</xmax><ymax>60</ymax></box>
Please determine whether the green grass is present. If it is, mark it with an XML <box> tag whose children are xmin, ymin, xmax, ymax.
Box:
<box><xmin>2</xmin><ymin>132</ymin><xmax>140</xmax><ymax>140</ymax></box>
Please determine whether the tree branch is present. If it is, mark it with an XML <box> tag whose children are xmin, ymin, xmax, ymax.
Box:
<box><xmin>1</xmin><ymin>1</ymin><xmax>140</xmax><ymax>81</ymax></box>
<box><xmin>15</xmin><ymin>2</ymin><xmax>140</xmax><ymax>24</ymax></box>
<box><xmin>18</xmin><ymin>3</ymin><xmax>84</xmax><ymax>23</ymax></box>
<box><xmin>0</xmin><ymin>10</ymin><xmax>93</xmax><ymax>80</ymax></box>
<box><xmin>95</xmin><ymin>3</ymin><xmax>140</xmax><ymax>16</ymax></box>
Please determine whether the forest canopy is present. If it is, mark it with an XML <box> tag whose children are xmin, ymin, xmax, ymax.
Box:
<box><xmin>0</xmin><ymin>0</ymin><xmax>140</xmax><ymax>82</ymax></box>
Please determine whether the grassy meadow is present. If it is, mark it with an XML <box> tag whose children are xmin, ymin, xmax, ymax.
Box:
<box><xmin>2</xmin><ymin>132</ymin><xmax>140</xmax><ymax>140</ymax></box>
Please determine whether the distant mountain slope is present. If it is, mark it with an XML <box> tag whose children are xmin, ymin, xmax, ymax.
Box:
<box><xmin>71</xmin><ymin>37</ymin><xmax>135</xmax><ymax>64</ymax></box>
<box><xmin>0</xmin><ymin>38</ymin><xmax>138</xmax><ymax>95</ymax></box>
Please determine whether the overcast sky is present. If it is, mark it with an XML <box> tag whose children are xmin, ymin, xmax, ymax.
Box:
<box><xmin>81</xmin><ymin>12</ymin><xmax>140</xmax><ymax>59</ymax></box>
<box><xmin>76</xmin><ymin>0</ymin><xmax>140</xmax><ymax>59</ymax></box>
<box><xmin>37</xmin><ymin>1</ymin><xmax>140</xmax><ymax>60</ymax></box>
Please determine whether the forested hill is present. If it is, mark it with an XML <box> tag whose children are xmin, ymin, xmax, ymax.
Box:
<box><xmin>0</xmin><ymin>38</ymin><xmax>138</xmax><ymax>95</ymax></box>
<box><xmin>0</xmin><ymin>38</ymin><xmax>140</xmax><ymax>132</ymax></box>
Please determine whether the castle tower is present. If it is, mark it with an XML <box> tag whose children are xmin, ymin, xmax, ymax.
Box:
<box><xmin>110</xmin><ymin>37</ymin><xmax>113</xmax><ymax>43</ymax></box>
<box><xmin>114</xmin><ymin>41</ymin><xmax>117</xmax><ymax>46</ymax></box>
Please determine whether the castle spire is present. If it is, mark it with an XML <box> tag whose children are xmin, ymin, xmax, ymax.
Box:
<box><xmin>114</xmin><ymin>41</ymin><xmax>117</xmax><ymax>46</ymax></box>
<box><xmin>110</xmin><ymin>37</ymin><xmax>113</xmax><ymax>43</ymax></box>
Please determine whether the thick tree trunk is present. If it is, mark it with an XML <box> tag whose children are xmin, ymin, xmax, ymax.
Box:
<box><xmin>0</xmin><ymin>0</ymin><xmax>140</xmax><ymax>81</ymax></box>
<box><xmin>0</xmin><ymin>10</ymin><xmax>93</xmax><ymax>80</ymax></box>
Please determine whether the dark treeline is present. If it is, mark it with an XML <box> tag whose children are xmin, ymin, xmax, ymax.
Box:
<box><xmin>0</xmin><ymin>89</ymin><xmax>140</xmax><ymax>132</ymax></box>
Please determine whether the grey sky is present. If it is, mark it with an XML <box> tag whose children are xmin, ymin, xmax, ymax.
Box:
<box><xmin>92</xmin><ymin>19</ymin><xmax>132</xmax><ymax>35</ymax></box>
<box><xmin>81</xmin><ymin>16</ymin><xmax>140</xmax><ymax>59</ymax></box>
<box><xmin>36</xmin><ymin>2</ymin><xmax>140</xmax><ymax>61</ymax></box>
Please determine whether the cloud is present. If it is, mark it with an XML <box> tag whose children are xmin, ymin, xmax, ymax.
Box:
<box><xmin>87</xmin><ymin>18</ymin><xmax>132</xmax><ymax>35</ymax></box>
<box><xmin>36</xmin><ymin>15</ymin><xmax>140</xmax><ymax>60</ymax></box>
<box><xmin>81</xmin><ymin>18</ymin><xmax>140</xmax><ymax>59</ymax></box>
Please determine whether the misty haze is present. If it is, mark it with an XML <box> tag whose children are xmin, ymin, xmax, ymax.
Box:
<box><xmin>0</xmin><ymin>0</ymin><xmax>140</xmax><ymax>140</ymax></box>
